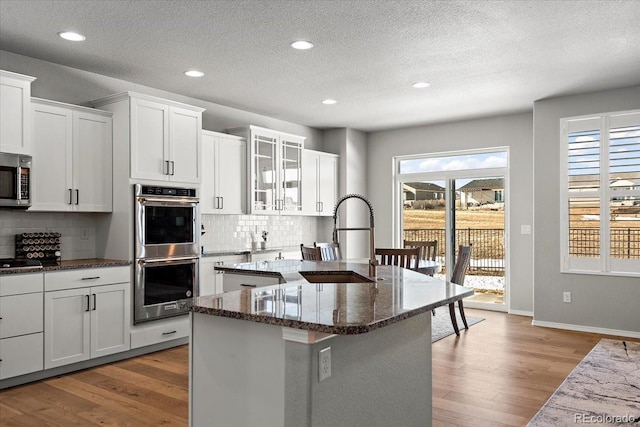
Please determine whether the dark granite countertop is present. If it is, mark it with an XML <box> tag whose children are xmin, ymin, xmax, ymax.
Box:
<box><xmin>193</xmin><ymin>260</ymin><xmax>473</xmax><ymax>335</ymax></box>
<box><xmin>0</xmin><ymin>258</ymin><xmax>131</xmax><ymax>275</ymax></box>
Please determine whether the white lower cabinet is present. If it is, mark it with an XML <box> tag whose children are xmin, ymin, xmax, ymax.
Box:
<box><xmin>199</xmin><ymin>257</ymin><xmax>224</xmax><ymax>296</ymax></box>
<box><xmin>0</xmin><ymin>273</ymin><xmax>44</xmax><ymax>380</ymax></box>
<box><xmin>44</xmin><ymin>267</ymin><xmax>131</xmax><ymax>369</ymax></box>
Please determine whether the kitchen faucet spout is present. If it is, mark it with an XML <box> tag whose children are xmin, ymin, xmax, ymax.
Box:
<box><xmin>332</xmin><ymin>194</ymin><xmax>378</xmax><ymax>276</ymax></box>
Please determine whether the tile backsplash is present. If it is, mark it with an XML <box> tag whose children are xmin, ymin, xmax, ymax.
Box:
<box><xmin>0</xmin><ymin>210</ymin><xmax>98</xmax><ymax>260</ymax></box>
<box><xmin>1</xmin><ymin>210</ymin><xmax>334</xmax><ymax>260</ymax></box>
<box><xmin>201</xmin><ymin>214</ymin><xmax>334</xmax><ymax>253</ymax></box>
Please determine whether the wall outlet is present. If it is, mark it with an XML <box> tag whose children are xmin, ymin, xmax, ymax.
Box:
<box><xmin>563</xmin><ymin>291</ymin><xmax>571</xmax><ymax>303</ymax></box>
<box><xmin>520</xmin><ymin>225</ymin><xmax>532</xmax><ymax>235</ymax></box>
<box><xmin>80</xmin><ymin>228</ymin><xmax>89</xmax><ymax>240</ymax></box>
<box><xmin>319</xmin><ymin>346</ymin><xmax>331</xmax><ymax>382</ymax></box>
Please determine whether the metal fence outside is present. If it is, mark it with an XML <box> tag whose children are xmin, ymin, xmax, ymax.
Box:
<box><xmin>569</xmin><ymin>227</ymin><xmax>640</xmax><ymax>259</ymax></box>
<box><xmin>405</xmin><ymin>227</ymin><xmax>640</xmax><ymax>275</ymax></box>
<box><xmin>403</xmin><ymin>228</ymin><xmax>504</xmax><ymax>276</ymax></box>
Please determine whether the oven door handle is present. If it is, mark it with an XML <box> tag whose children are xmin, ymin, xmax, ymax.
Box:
<box><xmin>138</xmin><ymin>256</ymin><xmax>199</xmax><ymax>265</ymax></box>
<box><xmin>136</xmin><ymin>197</ymin><xmax>199</xmax><ymax>205</ymax></box>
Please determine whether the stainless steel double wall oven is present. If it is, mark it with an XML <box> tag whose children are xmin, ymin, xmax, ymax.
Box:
<box><xmin>134</xmin><ymin>184</ymin><xmax>200</xmax><ymax>324</ymax></box>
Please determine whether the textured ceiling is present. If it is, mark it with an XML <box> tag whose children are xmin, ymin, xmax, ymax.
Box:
<box><xmin>1</xmin><ymin>0</ymin><xmax>639</xmax><ymax>132</ymax></box>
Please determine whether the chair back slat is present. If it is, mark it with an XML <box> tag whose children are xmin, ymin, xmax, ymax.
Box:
<box><xmin>300</xmin><ymin>244</ymin><xmax>322</xmax><ymax>261</ymax></box>
<box><xmin>403</xmin><ymin>240</ymin><xmax>438</xmax><ymax>261</ymax></box>
<box><xmin>451</xmin><ymin>244</ymin><xmax>473</xmax><ymax>285</ymax></box>
<box><xmin>314</xmin><ymin>242</ymin><xmax>342</xmax><ymax>261</ymax></box>
<box><xmin>375</xmin><ymin>247</ymin><xmax>421</xmax><ymax>270</ymax></box>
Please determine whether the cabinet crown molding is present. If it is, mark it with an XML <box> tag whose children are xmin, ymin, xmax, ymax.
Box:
<box><xmin>226</xmin><ymin>125</ymin><xmax>306</xmax><ymax>141</ymax></box>
<box><xmin>91</xmin><ymin>91</ymin><xmax>205</xmax><ymax>113</ymax></box>
<box><xmin>31</xmin><ymin>97</ymin><xmax>112</xmax><ymax>116</ymax></box>
<box><xmin>1</xmin><ymin>69</ymin><xmax>37</xmax><ymax>82</ymax></box>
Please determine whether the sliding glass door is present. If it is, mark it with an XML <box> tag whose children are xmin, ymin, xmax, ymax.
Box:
<box><xmin>397</xmin><ymin>149</ymin><xmax>508</xmax><ymax>310</ymax></box>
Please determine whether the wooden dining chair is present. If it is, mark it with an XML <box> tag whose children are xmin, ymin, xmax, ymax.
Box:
<box><xmin>375</xmin><ymin>247</ymin><xmax>421</xmax><ymax>270</ymax></box>
<box><xmin>300</xmin><ymin>244</ymin><xmax>322</xmax><ymax>261</ymax></box>
<box><xmin>404</xmin><ymin>240</ymin><xmax>438</xmax><ymax>271</ymax></box>
<box><xmin>314</xmin><ymin>242</ymin><xmax>342</xmax><ymax>261</ymax></box>
<box><xmin>448</xmin><ymin>244</ymin><xmax>473</xmax><ymax>336</ymax></box>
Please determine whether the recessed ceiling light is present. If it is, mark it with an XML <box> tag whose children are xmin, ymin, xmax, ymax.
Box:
<box><xmin>58</xmin><ymin>31</ymin><xmax>86</xmax><ymax>41</ymax></box>
<box><xmin>412</xmin><ymin>82</ymin><xmax>431</xmax><ymax>89</ymax></box>
<box><xmin>184</xmin><ymin>70</ymin><xmax>205</xmax><ymax>78</ymax></box>
<box><xmin>322</xmin><ymin>99</ymin><xmax>337</xmax><ymax>105</ymax></box>
<box><xmin>290</xmin><ymin>40</ymin><xmax>314</xmax><ymax>50</ymax></box>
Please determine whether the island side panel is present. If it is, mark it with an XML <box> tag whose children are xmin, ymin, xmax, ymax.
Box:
<box><xmin>190</xmin><ymin>313</ymin><xmax>285</xmax><ymax>427</ymax></box>
<box><xmin>284</xmin><ymin>312</ymin><xmax>432</xmax><ymax>427</ymax></box>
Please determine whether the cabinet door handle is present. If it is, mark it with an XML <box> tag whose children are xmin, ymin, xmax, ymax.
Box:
<box><xmin>170</xmin><ymin>161</ymin><xmax>175</xmax><ymax>176</ymax></box>
<box><xmin>215</xmin><ymin>196</ymin><xmax>220</xmax><ymax>209</ymax></box>
<box><xmin>162</xmin><ymin>330</ymin><xmax>177</xmax><ymax>336</ymax></box>
<box><xmin>75</xmin><ymin>189</ymin><xmax>79</xmax><ymax>205</ymax></box>
<box><xmin>240</xmin><ymin>283</ymin><xmax>257</xmax><ymax>288</ymax></box>
<box><xmin>92</xmin><ymin>293</ymin><xmax>97</xmax><ymax>311</ymax></box>
<box><xmin>82</xmin><ymin>276</ymin><xmax>101</xmax><ymax>280</ymax></box>
<box><xmin>220</xmin><ymin>196</ymin><xmax>224</xmax><ymax>210</ymax></box>
<box><xmin>320</xmin><ymin>201</ymin><xmax>323</xmax><ymax>212</ymax></box>
<box><xmin>164</xmin><ymin>160</ymin><xmax>170</xmax><ymax>175</ymax></box>
<box><xmin>68</xmin><ymin>189</ymin><xmax>73</xmax><ymax>205</ymax></box>
<box><xmin>85</xmin><ymin>295</ymin><xmax>90</xmax><ymax>312</ymax></box>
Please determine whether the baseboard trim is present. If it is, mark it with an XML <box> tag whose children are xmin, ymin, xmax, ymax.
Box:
<box><xmin>508</xmin><ymin>309</ymin><xmax>533</xmax><ymax>317</ymax></box>
<box><xmin>531</xmin><ymin>319</ymin><xmax>640</xmax><ymax>339</ymax></box>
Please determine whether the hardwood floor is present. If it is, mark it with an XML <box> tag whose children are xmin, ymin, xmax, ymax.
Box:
<box><xmin>1</xmin><ymin>310</ymin><xmax>636</xmax><ymax>426</ymax></box>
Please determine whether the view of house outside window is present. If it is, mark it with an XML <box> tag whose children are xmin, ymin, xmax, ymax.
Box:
<box><xmin>561</xmin><ymin>110</ymin><xmax>640</xmax><ymax>276</ymax></box>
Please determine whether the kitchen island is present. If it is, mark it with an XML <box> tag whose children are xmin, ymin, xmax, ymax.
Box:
<box><xmin>190</xmin><ymin>260</ymin><xmax>473</xmax><ymax>427</ymax></box>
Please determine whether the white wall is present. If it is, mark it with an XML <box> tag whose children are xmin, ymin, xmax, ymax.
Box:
<box><xmin>533</xmin><ymin>85</ymin><xmax>640</xmax><ymax>334</ymax></box>
<box><xmin>367</xmin><ymin>113</ymin><xmax>534</xmax><ymax>313</ymax></box>
<box><xmin>321</xmin><ymin>128</ymin><xmax>370</xmax><ymax>259</ymax></box>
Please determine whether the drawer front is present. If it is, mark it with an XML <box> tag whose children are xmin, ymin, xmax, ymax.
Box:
<box><xmin>130</xmin><ymin>316</ymin><xmax>189</xmax><ymax>349</ymax></box>
<box><xmin>0</xmin><ymin>273</ymin><xmax>44</xmax><ymax>296</ymax></box>
<box><xmin>0</xmin><ymin>292</ymin><xmax>43</xmax><ymax>338</ymax></box>
<box><xmin>222</xmin><ymin>272</ymin><xmax>281</xmax><ymax>292</ymax></box>
<box><xmin>45</xmin><ymin>266</ymin><xmax>130</xmax><ymax>291</ymax></box>
<box><xmin>0</xmin><ymin>333</ymin><xmax>44</xmax><ymax>380</ymax></box>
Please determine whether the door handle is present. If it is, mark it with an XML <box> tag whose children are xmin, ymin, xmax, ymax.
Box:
<box><xmin>92</xmin><ymin>293</ymin><xmax>97</xmax><ymax>311</ymax></box>
<box><xmin>85</xmin><ymin>295</ymin><xmax>90</xmax><ymax>312</ymax></box>
<box><xmin>170</xmin><ymin>161</ymin><xmax>175</xmax><ymax>176</ymax></box>
<box><xmin>75</xmin><ymin>189</ymin><xmax>79</xmax><ymax>205</ymax></box>
<box><xmin>220</xmin><ymin>196</ymin><xmax>224</xmax><ymax>210</ymax></box>
<box><xmin>164</xmin><ymin>160</ymin><xmax>170</xmax><ymax>175</ymax></box>
<box><xmin>68</xmin><ymin>189</ymin><xmax>73</xmax><ymax>205</ymax></box>
<box><xmin>240</xmin><ymin>284</ymin><xmax>257</xmax><ymax>288</ymax></box>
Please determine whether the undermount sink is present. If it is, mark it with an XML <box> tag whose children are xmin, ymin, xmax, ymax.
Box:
<box><xmin>299</xmin><ymin>271</ymin><xmax>374</xmax><ymax>284</ymax></box>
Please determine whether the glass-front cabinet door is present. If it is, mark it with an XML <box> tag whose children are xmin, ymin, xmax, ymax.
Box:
<box><xmin>253</xmin><ymin>131</ymin><xmax>278</xmax><ymax>212</ymax></box>
<box><xmin>280</xmin><ymin>135</ymin><xmax>303</xmax><ymax>212</ymax></box>
<box><xmin>229</xmin><ymin>125</ymin><xmax>304</xmax><ymax>214</ymax></box>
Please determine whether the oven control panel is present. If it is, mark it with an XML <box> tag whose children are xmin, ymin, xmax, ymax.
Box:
<box><xmin>139</xmin><ymin>185</ymin><xmax>197</xmax><ymax>198</ymax></box>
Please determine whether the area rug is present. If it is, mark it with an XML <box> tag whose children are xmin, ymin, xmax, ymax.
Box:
<box><xmin>431</xmin><ymin>305</ymin><xmax>484</xmax><ymax>342</ymax></box>
<box><xmin>527</xmin><ymin>339</ymin><xmax>640</xmax><ymax>426</ymax></box>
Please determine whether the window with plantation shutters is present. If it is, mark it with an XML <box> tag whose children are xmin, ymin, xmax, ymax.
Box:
<box><xmin>561</xmin><ymin>110</ymin><xmax>640</xmax><ymax>276</ymax></box>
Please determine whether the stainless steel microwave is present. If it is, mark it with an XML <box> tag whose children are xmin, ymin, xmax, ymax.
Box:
<box><xmin>0</xmin><ymin>153</ymin><xmax>31</xmax><ymax>208</ymax></box>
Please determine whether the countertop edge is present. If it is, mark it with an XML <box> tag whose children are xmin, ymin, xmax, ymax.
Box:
<box><xmin>0</xmin><ymin>259</ymin><xmax>132</xmax><ymax>275</ymax></box>
<box><xmin>192</xmin><ymin>290</ymin><xmax>473</xmax><ymax>335</ymax></box>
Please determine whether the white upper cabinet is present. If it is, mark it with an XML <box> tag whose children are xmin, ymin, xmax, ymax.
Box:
<box><xmin>93</xmin><ymin>92</ymin><xmax>204</xmax><ymax>184</ymax></box>
<box><xmin>30</xmin><ymin>98</ymin><xmax>113</xmax><ymax>212</ymax></box>
<box><xmin>0</xmin><ymin>70</ymin><xmax>36</xmax><ymax>155</ymax></box>
<box><xmin>301</xmin><ymin>149</ymin><xmax>339</xmax><ymax>216</ymax></box>
<box><xmin>227</xmin><ymin>125</ymin><xmax>304</xmax><ymax>215</ymax></box>
<box><xmin>201</xmin><ymin>130</ymin><xmax>247</xmax><ymax>214</ymax></box>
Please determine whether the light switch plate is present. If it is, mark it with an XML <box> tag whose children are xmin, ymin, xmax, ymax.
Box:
<box><xmin>521</xmin><ymin>225</ymin><xmax>532</xmax><ymax>235</ymax></box>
